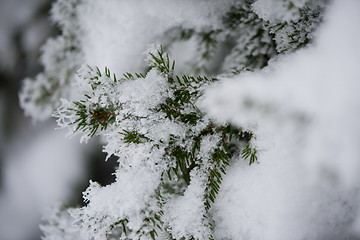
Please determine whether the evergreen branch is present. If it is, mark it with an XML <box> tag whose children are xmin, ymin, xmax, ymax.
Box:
<box><xmin>123</xmin><ymin>72</ymin><xmax>145</xmax><ymax>80</ymax></box>
<box><xmin>204</xmin><ymin>147</ymin><xmax>230</xmax><ymax>211</ymax></box>
<box><xmin>149</xmin><ymin>45</ymin><xmax>175</xmax><ymax>75</ymax></box>
<box><xmin>241</xmin><ymin>144</ymin><xmax>258</xmax><ymax>165</ymax></box>
<box><xmin>70</xmin><ymin>102</ymin><xmax>117</xmax><ymax>137</ymax></box>
<box><xmin>120</xmin><ymin>130</ymin><xmax>150</xmax><ymax>144</ymax></box>
<box><xmin>54</xmin><ymin>46</ymin><xmax>259</xmax><ymax>240</ymax></box>
<box><xmin>110</xmin><ymin>218</ymin><xmax>129</xmax><ymax>235</ymax></box>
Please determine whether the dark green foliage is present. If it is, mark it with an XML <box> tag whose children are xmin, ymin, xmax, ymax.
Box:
<box><xmin>149</xmin><ymin>46</ymin><xmax>175</xmax><ymax>75</ymax></box>
<box><xmin>123</xmin><ymin>72</ymin><xmax>145</xmax><ymax>80</ymax></box>
<box><xmin>121</xmin><ymin>130</ymin><xmax>150</xmax><ymax>144</ymax></box>
<box><xmin>242</xmin><ymin>144</ymin><xmax>258</xmax><ymax>165</ymax></box>
<box><xmin>205</xmin><ymin>148</ymin><xmax>230</xmax><ymax>211</ymax></box>
<box><xmin>70</xmin><ymin>100</ymin><xmax>116</xmax><ymax>137</ymax></box>
<box><xmin>136</xmin><ymin>209</ymin><xmax>164</xmax><ymax>240</ymax></box>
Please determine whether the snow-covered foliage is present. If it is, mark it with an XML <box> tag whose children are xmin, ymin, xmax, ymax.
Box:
<box><xmin>19</xmin><ymin>0</ymin><xmax>82</xmax><ymax>121</ymax></box>
<box><xmin>18</xmin><ymin>0</ymin><xmax>360</xmax><ymax>239</ymax></box>
<box><xmin>53</xmin><ymin>46</ymin><xmax>254</xmax><ymax>240</ymax></box>
<box><xmin>41</xmin><ymin>204</ymin><xmax>88</xmax><ymax>240</ymax></box>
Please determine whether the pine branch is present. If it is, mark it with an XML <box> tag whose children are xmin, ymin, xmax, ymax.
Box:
<box><xmin>121</xmin><ymin>130</ymin><xmax>150</xmax><ymax>144</ymax></box>
<box><xmin>70</xmin><ymin>101</ymin><xmax>116</xmax><ymax>137</ymax></box>
<box><xmin>55</xmin><ymin>46</ymin><xmax>257</xmax><ymax>240</ymax></box>
<box><xmin>241</xmin><ymin>144</ymin><xmax>258</xmax><ymax>165</ymax></box>
<box><xmin>148</xmin><ymin>45</ymin><xmax>175</xmax><ymax>76</ymax></box>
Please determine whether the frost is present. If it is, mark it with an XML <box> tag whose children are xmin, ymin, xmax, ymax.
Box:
<box><xmin>41</xmin><ymin>205</ymin><xmax>88</xmax><ymax>240</ymax></box>
<box><xmin>20</xmin><ymin>75</ymin><xmax>57</xmax><ymax>121</ymax></box>
<box><xmin>40</xmin><ymin>36</ymin><xmax>81</xmax><ymax>79</ymax></box>
<box><xmin>19</xmin><ymin>0</ymin><xmax>83</xmax><ymax>121</ymax></box>
<box><xmin>252</xmin><ymin>0</ymin><xmax>309</xmax><ymax>23</ymax></box>
<box><xmin>50</xmin><ymin>0</ymin><xmax>82</xmax><ymax>36</ymax></box>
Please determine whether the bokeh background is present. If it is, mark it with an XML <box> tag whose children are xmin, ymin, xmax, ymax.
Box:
<box><xmin>0</xmin><ymin>1</ymin><xmax>116</xmax><ymax>239</ymax></box>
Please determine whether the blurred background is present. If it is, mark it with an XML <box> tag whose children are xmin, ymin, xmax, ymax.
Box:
<box><xmin>0</xmin><ymin>1</ymin><xmax>116</xmax><ymax>239</ymax></box>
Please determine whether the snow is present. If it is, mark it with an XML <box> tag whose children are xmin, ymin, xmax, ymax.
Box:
<box><xmin>77</xmin><ymin>0</ymin><xmax>235</xmax><ymax>74</ymax></box>
<box><xmin>252</xmin><ymin>0</ymin><xmax>308</xmax><ymax>23</ymax></box>
<box><xmin>199</xmin><ymin>0</ymin><xmax>360</xmax><ymax>238</ymax></box>
<box><xmin>70</xmin><ymin>164</ymin><xmax>163</xmax><ymax>240</ymax></box>
<box><xmin>164</xmin><ymin>168</ymin><xmax>210</xmax><ymax>240</ymax></box>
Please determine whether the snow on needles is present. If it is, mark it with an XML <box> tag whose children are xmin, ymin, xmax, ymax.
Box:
<box><xmin>53</xmin><ymin>46</ymin><xmax>230</xmax><ymax>239</ymax></box>
<box><xmin>199</xmin><ymin>0</ymin><xmax>360</xmax><ymax>239</ymax></box>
